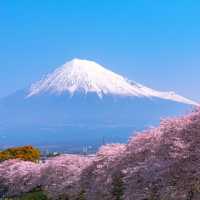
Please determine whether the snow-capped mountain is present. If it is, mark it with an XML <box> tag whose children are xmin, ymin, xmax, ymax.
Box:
<box><xmin>27</xmin><ymin>58</ymin><xmax>197</xmax><ymax>106</ymax></box>
<box><xmin>0</xmin><ymin>58</ymin><xmax>198</xmax><ymax>151</ymax></box>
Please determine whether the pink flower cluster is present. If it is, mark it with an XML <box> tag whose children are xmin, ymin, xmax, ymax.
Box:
<box><xmin>1</xmin><ymin>108</ymin><xmax>200</xmax><ymax>199</ymax></box>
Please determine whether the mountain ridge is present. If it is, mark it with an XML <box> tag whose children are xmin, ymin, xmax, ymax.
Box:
<box><xmin>0</xmin><ymin>58</ymin><xmax>198</xmax><ymax>151</ymax></box>
<box><xmin>27</xmin><ymin>58</ymin><xmax>198</xmax><ymax>106</ymax></box>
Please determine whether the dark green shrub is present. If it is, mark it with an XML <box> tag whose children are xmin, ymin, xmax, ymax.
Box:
<box><xmin>76</xmin><ymin>190</ymin><xmax>86</xmax><ymax>200</ymax></box>
<box><xmin>111</xmin><ymin>172</ymin><xmax>124</xmax><ymax>200</ymax></box>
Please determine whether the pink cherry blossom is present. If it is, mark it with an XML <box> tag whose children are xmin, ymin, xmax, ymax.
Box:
<box><xmin>1</xmin><ymin>108</ymin><xmax>200</xmax><ymax>199</ymax></box>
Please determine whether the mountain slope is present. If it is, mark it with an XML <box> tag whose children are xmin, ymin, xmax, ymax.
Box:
<box><xmin>27</xmin><ymin>58</ymin><xmax>198</xmax><ymax>106</ymax></box>
<box><xmin>0</xmin><ymin>58</ymin><xmax>198</xmax><ymax>151</ymax></box>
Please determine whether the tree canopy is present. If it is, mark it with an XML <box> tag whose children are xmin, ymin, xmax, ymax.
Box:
<box><xmin>0</xmin><ymin>145</ymin><xmax>40</xmax><ymax>162</ymax></box>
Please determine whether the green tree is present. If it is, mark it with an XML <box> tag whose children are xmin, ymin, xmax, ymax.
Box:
<box><xmin>112</xmin><ymin>172</ymin><xmax>124</xmax><ymax>200</ymax></box>
<box><xmin>75</xmin><ymin>189</ymin><xmax>86</xmax><ymax>200</ymax></box>
<box><xmin>11</xmin><ymin>187</ymin><xmax>48</xmax><ymax>200</ymax></box>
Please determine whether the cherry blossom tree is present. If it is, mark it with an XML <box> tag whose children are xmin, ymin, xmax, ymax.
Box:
<box><xmin>1</xmin><ymin>108</ymin><xmax>200</xmax><ymax>200</ymax></box>
<box><xmin>0</xmin><ymin>159</ymin><xmax>42</xmax><ymax>198</ymax></box>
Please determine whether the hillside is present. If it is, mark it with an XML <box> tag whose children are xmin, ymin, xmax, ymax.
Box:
<box><xmin>1</xmin><ymin>108</ymin><xmax>200</xmax><ymax>199</ymax></box>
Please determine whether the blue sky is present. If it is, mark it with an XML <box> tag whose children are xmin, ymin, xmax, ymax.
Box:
<box><xmin>0</xmin><ymin>0</ymin><xmax>200</xmax><ymax>101</ymax></box>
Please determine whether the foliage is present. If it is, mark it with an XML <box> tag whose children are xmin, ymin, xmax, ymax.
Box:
<box><xmin>13</xmin><ymin>188</ymin><xmax>48</xmax><ymax>200</ymax></box>
<box><xmin>46</xmin><ymin>152</ymin><xmax>60</xmax><ymax>158</ymax></box>
<box><xmin>1</xmin><ymin>109</ymin><xmax>200</xmax><ymax>199</ymax></box>
<box><xmin>111</xmin><ymin>172</ymin><xmax>124</xmax><ymax>200</ymax></box>
<box><xmin>75</xmin><ymin>190</ymin><xmax>86</xmax><ymax>200</ymax></box>
<box><xmin>0</xmin><ymin>146</ymin><xmax>40</xmax><ymax>162</ymax></box>
<box><xmin>41</xmin><ymin>155</ymin><xmax>93</xmax><ymax>199</ymax></box>
<box><xmin>0</xmin><ymin>159</ymin><xmax>42</xmax><ymax>198</ymax></box>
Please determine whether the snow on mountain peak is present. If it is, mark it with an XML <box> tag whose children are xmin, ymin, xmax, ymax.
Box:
<box><xmin>28</xmin><ymin>58</ymin><xmax>143</xmax><ymax>98</ymax></box>
<box><xmin>27</xmin><ymin>58</ymin><xmax>199</xmax><ymax>106</ymax></box>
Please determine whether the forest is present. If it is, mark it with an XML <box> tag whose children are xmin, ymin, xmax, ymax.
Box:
<box><xmin>1</xmin><ymin>109</ymin><xmax>200</xmax><ymax>199</ymax></box>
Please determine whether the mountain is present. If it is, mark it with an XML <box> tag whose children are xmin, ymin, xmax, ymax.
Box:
<box><xmin>27</xmin><ymin>58</ymin><xmax>197</xmax><ymax>105</ymax></box>
<box><xmin>0</xmin><ymin>58</ymin><xmax>198</xmax><ymax>151</ymax></box>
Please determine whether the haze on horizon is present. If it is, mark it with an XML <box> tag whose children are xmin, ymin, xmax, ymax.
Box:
<box><xmin>0</xmin><ymin>0</ymin><xmax>200</xmax><ymax>102</ymax></box>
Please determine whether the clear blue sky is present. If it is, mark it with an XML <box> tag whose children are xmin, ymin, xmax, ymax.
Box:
<box><xmin>0</xmin><ymin>0</ymin><xmax>200</xmax><ymax>101</ymax></box>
